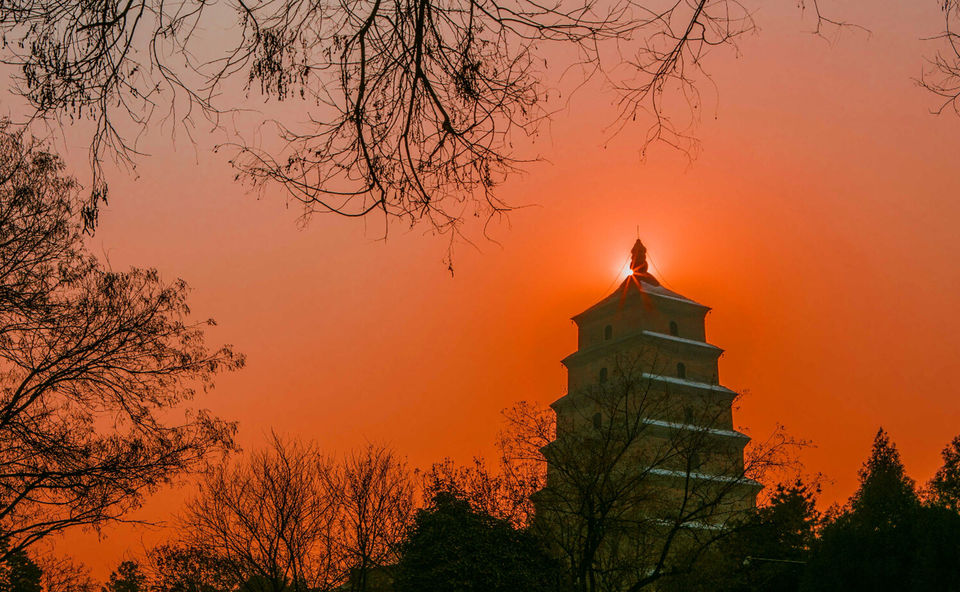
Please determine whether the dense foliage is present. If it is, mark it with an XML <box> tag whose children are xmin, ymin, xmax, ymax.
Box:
<box><xmin>801</xmin><ymin>430</ymin><xmax>960</xmax><ymax>592</ymax></box>
<box><xmin>662</xmin><ymin>480</ymin><xmax>818</xmax><ymax>592</ymax></box>
<box><xmin>394</xmin><ymin>492</ymin><xmax>561</xmax><ymax>592</ymax></box>
<box><xmin>669</xmin><ymin>429</ymin><xmax>960</xmax><ymax>592</ymax></box>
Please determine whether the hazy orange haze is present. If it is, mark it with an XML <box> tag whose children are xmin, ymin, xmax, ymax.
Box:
<box><xmin>41</xmin><ymin>0</ymin><xmax>960</xmax><ymax>575</ymax></box>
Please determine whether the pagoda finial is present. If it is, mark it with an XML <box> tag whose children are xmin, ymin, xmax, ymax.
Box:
<box><xmin>629</xmin><ymin>239</ymin><xmax>660</xmax><ymax>286</ymax></box>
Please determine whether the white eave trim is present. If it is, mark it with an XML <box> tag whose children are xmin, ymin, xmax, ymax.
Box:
<box><xmin>642</xmin><ymin>418</ymin><xmax>749</xmax><ymax>440</ymax></box>
<box><xmin>649</xmin><ymin>467</ymin><xmax>761</xmax><ymax>486</ymax></box>
<box><xmin>641</xmin><ymin>330</ymin><xmax>722</xmax><ymax>352</ymax></box>
<box><xmin>562</xmin><ymin>332</ymin><xmax>721</xmax><ymax>368</ymax></box>
<box><xmin>551</xmin><ymin>375</ymin><xmax>736</xmax><ymax>407</ymax></box>
<box><xmin>642</xmin><ymin>372</ymin><xmax>737</xmax><ymax>395</ymax></box>
<box><xmin>652</xmin><ymin>518</ymin><xmax>727</xmax><ymax>531</ymax></box>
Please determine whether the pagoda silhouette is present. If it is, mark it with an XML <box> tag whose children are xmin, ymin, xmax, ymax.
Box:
<box><xmin>534</xmin><ymin>239</ymin><xmax>760</xmax><ymax>588</ymax></box>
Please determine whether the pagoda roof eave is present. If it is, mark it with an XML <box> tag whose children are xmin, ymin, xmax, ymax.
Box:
<box><xmin>571</xmin><ymin>277</ymin><xmax>710</xmax><ymax>323</ymax></box>
<box><xmin>560</xmin><ymin>331</ymin><xmax>722</xmax><ymax>367</ymax></box>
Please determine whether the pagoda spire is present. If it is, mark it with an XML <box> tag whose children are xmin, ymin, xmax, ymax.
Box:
<box><xmin>629</xmin><ymin>239</ymin><xmax>660</xmax><ymax>286</ymax></box>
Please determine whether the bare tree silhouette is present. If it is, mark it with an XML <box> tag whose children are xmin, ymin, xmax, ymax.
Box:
<box><xmin>181</xmin><ymin>434</ymin><xmax>343</xmax><ymax>592</ymax></box>
<box><xmin>923</xmin><ymin>0</ymin><xmax>960</xmax><ymax>115</ymax></box>
<box><xmin>0</xmin><ymin>0</ymin><xmax>759</xmax><ymax>236</ymax></box>
<box><xmin>0</xmin><ymin>122</ymin><xmax>243</xmax><ymax>562</ymax></box>
<box><xmin>37</xmin><ymin>552</ymin><xmax>97</xmax><ymax>592</ymax></box>
<box><xmin>180</xmin><ymin>437</ymin><xmax>414</xmax><ymax>592</ymax></box>
<box><xmin>146</xmin><ymin>543</ymin><xmax>237</xmax><ymax>592</ymax></box>
<box><xmin>339</xmin><ymin>444</ymin><xmax>415</xmax><ymax>592</ymax></box>
<box><xmin>421</xmin><ymin>454</ymin><xmax>539</xmax><ymax>528</ymax></box>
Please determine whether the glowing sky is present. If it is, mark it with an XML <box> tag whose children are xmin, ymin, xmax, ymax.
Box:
<box><xmin>44</xmin><ymin>0</ymin><xmax>960</xmax><ymax>574</ymax></box>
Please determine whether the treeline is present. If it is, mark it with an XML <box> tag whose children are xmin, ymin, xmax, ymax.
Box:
<box><xmin>0</xmin><ymin>426</ymin><xmax>547</xmax><ymax>592</ymax></box>
<box><xmin>667</xmin><ymin>429</ymin><xmax>960</xmax><ymax>592</ymax></box>
<box><xmin>4</xmin><ymin>427</ymin><xmax>960</xmax><ymax>592</ymax></box>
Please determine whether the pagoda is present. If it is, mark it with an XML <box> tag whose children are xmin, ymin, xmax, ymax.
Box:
<box><xmin>535</xmin><ymin>240</ymin><xmax>760</xmax><ymax>589</ymax></box>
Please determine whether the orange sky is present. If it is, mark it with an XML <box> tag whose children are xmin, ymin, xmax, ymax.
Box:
<box><xmin>40</xmin><ymin>0</ymin><xmax>960</xmax><ymax>576</ymax></box>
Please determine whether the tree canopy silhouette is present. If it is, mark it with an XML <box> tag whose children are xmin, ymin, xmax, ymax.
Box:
<box><xmin>102</xmin><ymin>561</ymin><xmax>147</xmax><ymax>592</ymax></box>
<box><xmin>0</xmin><ymin>0</ymin><xmax>951</xmax><ymax>248</ymax></box>
<box><xmin>180</xmin><ymin>435</ymin><xmax>415</xmax><ymax>592</ymax></box>
<box><xmin>923</xmin><ymin>0</ymin><xmax>960</xmax><ymax>116</ymax></box>
<box><xmin>0</xmin><ymin>0</ymin><xmax>759</xmax><ymax>234</ymax></box>
<box><xmin>0</xmin><ymin>123</ymin><xmax>243</xmax><ymax>561</ymax></box>
<box><xmin>394</xmin><ymin>492</ymin><xmax>561</xmax><ymax>592</ymax></box>
<box><xmin>0</xmin><ymin>546</ymin><xmax>42</xmax><ymax>592</ymax></box>
<box><xmin>800</xmin><ymin>429</ymin><xmax>960</xmax><ymax>592</ymax></box>
<box><xmin>667</xmin><ymin>430</ymin><xmax>960</xmax><ymax>592</ymax></box>
<box><xmin>665</xmin><ymin>479</ymin><xmax>818</xmax><ymax>592</ymax></box>
<box><xmin>147</xmin><ymin>543</ymin><xmax>236</xmax><ymax>592</ymax></box>
<box><xmin>928</xmin><ymin>434</ymin><xmax>960</xmax><ymax>512</ymax></box>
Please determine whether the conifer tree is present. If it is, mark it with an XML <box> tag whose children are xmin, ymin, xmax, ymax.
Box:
<box><xmin>0</xmin><ymin>549</ymin><xmax>42</xmax><ymax>592</ymax></box>
<box><xmin>929</xmin><ymin>435</ymin><xmax>960</xmax><ymax>512</ymax></box>
<box><xmin>849</xmin><ymin>429</ymin><xmax>918</xmax><ymax>526</ymax></box>
<box><xmin>102</xmin><ymin>562</ymin><xmax>146</xmax><ymax>592</ymax></box>
<box><xmin>801</xmin><ymin>429</ymin><xmax>919</xmax><ymax>592</ymax></box>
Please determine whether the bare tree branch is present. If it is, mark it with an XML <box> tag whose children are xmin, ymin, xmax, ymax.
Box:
<box><xmin>180</xmin><ymin>436</ymin><xmax>415</xmax><ymax>592</ymax></box>
<box><xmin>0</xmin><ymin>0</ymin><xmax>785</xmax><ymax>242</ymax></box>
<box><xmin>922</xmin><ymin>0</ymin><xmax>960</xmax><ymax>115</ymax></box>
<box><xmin>0</xmin><ymin>121</ymin><xmax>243</xmax><ymax>561</ymax></box>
